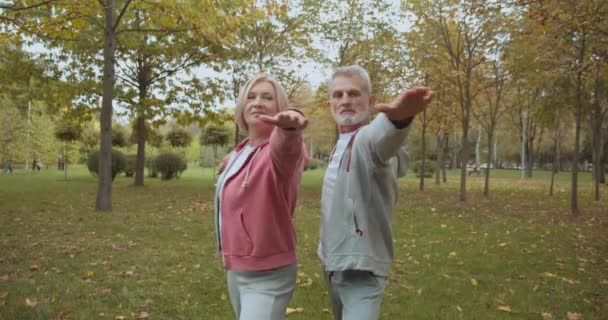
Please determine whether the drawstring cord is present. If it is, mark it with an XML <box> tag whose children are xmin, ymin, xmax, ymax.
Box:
<box><xmin>328</xmin><ymin>129</ymin><xmax>361</xmax><ymax>172</ymax></box>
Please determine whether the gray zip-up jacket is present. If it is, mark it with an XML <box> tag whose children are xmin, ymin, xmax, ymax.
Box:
<box><xmin>321</xmin><ymin>113</ymin><xmax>409</xmax><ymax>277</ymax></box>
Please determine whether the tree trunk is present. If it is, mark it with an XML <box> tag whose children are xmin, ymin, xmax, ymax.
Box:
<box><xmin>556</xmin><ymin>131</ymin><xmax>562</xmax><ymax>172</ymax></box>
<box><xmin>591</xmin><ymin>68</ymin><xmax>604</xmax><ymax>200</ymax></box>
<box><xmin>550</xmin><ymin>125</ymin><xmax>559</xmax><ymax>196</ymax></box>
<box><xmin>419</xmin><ymin>109</ymin><xmax>427</xmax><ymax>191</ymax></box>
<box><xmin>600</xmin><ymin>133</ymin><xmax>607</xmax><ymax>184</ymax></box>
<box><xmin>591</xmin><ymin>120</ymin><xmax>600</xmax><ymax>200</ymax></box>
<box><xmin>453</xmin><ymin>134</ymin><xmax>460</xmax><ymax>169</ymax></box>
<box><xmin>475</xmin><ymin>124</ymin><xmax>481</xmax><ymax>165</ymax></box>
<box><xmin>64</xmin><ymin>141</ymin><xmax>68</xmax><ymax>181</ymax></box>
<box><xmin>134</xmin><ymin>52</ymin><xmax>149</xmax><ymax>186</ymax></box>
<box><xmin>459</xmin><ymin>79</ymin><xmax>473</xmax><ymax>202</ymax></box>
<box><xmin>550</xmin><ymin>167</ymin><xmax>556</xmax><ymax>196</ymax></box>
<box><xmin>96</xmin><ymin>0</ymin><xmax>116</xmax><ymax>212</ymax></box>
<box><xmin>571</xmin><ymin>71</ymin><xmax>583</xmax><ymax>217</ymax></box>
<box><xmin>459</xmin><ymin>124</ymin><xmax>469</xmax><ymax>202</ymax></box>
<box><xmin>442</xmin><ymin>132</ymin><xmax>448</xmax><ymax>182</ymax></box>
<box><xmin>435</xmin><ymin>135</ymin><xmax>441</xmax><ymax>185</ymax></box>
<box><xmin>483</xmin><ymin>131</ymin><xmax>493</xmax><ymax>197</ymax></box>
<box><xmin>493</xmin><ymin>135</ymin><xmax>498</xmax><ymax>168</ymax></box>
<box><xmin>521</xmin><ymin>111</ymin><xmax>527</xmax><ymax>179</ymax></box>
<box><xmin>134</xmin><ymin>116</ymin><xmax>146</xmax><ymax>186</ymax></box>
<box><xmin>526</xmin><ymin>138</ymin><xmax>534</xmax><ymax>178</ymax></box>
<box><xmin>25</xmin><ymin>97</ymin><xmax>31</xmax><ymax>170</ymax></box>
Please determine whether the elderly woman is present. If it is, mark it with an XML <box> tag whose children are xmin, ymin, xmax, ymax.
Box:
<box><xmin>214</xmin><ymin>73</ymin><xmax>308</xmax><ymax>320</ymax></box>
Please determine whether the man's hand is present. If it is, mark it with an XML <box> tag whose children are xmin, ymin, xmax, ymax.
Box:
<box><xmin>375</xmin><ymin>86</ymin><xmax>434</xmax><ymax>121</ymax></box>
<box><xmin>258</xmin><ymin>109</ymin><xmax>308</xmax><ymax>131</ymax></box>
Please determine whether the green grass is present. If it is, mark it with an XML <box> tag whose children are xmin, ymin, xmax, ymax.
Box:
<box><xmin>1</xmin><ymin>166</ymin><xmax>607</xmax><ymax>319</ymax></box>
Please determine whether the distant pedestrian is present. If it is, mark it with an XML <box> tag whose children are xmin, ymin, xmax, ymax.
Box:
<box><xmin>57</xmin><ymin>154</ymin><xmax>65</xmax><ymax>171</ymax></box>
<box><xmin>32</xmin><ymin>155</ymin><xmax>41</xmax><ymax>171</ymax></box>
<box><xmin>2</xmin><ymin>160</ymin><xmax>13</xmax><ymax>174</ymax></box>
<box><xmin>467</xmin><ymin>163</ymin><xmax>479</xmax><ymax>176</ymax></box>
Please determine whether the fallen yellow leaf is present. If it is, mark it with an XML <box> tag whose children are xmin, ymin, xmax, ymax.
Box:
<box><xmin>567</xmin><ymin>312</ymin><xmax>582</xmax><ymax>320</ymax></box>
<box><xmin>285</xmin><ymin>307</ymin><xmax>304</xmax><ymax>315</ymax></box>
<box><xmin>25</xmin><ymin>297</ymin><xmax>38</xmax><ymax>308</ymax></box>
<box><xmin>470</xmin><ymin>278</ymin><xmax>479</xmax><ymax>286</ymax></box>
<box><xmin>299</xmin><ymin>277</ymin><xmax>313</xmax><ymax>287</ymax></box>
<box><xmin>496</xmin><ymin>305</ymin><xmax>511</xmax><ymax>312</ymax></box>
<box><xmin>115</xmin><ymin>316</ymin><xmax>127</xmax><ymax>320</ymax></box>
<box><xmin>136</xmin><ymin>311</ymin><xmax>150</xmax><ymax>319</ymax></box>
<box><xmin>542</xmin><ymin>313</ymin><xmax>555</xmax><ymax>320</ymax></box>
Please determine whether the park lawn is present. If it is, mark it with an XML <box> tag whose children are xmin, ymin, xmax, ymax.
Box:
<box><xmin>1</xmin><ymin>166</ymin><xmax>607</xmax><ymax>320</ymax></box>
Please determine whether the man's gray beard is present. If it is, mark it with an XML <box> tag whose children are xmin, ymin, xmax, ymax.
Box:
<box><xmin>334</xmin><ymin>111</ymin><xmax>370</xmax><ymax>126</ymax></box>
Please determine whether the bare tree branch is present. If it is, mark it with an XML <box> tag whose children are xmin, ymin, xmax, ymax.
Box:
<box><xmin>147</xmin><ymin>51</ymin><xmax>204</xmax><ymax>85</ymax></box>
<box><xmin>1</xmin><ymin>0</ymin><xmax>56</xmax><ymax>11</ymax></box>
<box><xmin>113</xmin><ymin>0</ymin><xmax>132</xmax><ymax>31</ymax></box>
<box><xmin>116</xmin><ymin>26</ymin><xmax>196</xmax><ymax>35</ymax></box>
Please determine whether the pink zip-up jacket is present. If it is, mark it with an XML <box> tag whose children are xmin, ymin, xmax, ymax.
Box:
<box><xmin>214</xmin><ymin>127</ymin><xmax>307</xmax><ymax>271</ymax></box>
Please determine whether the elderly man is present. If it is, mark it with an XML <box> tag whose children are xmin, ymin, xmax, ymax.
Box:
<box><xmin>318</xmin><ymin>65</ymin><xmax>433</xmax><ymax>320</ymax></box>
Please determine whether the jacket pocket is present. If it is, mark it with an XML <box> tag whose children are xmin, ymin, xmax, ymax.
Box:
<box><xmin>346</xmin><ymin>198</ymin><xmax>363</xmax><ymax>237</ymax></box>
<box><xmin>221</xmin><ymin>211</ymin><xmax>253</xmax><ymax>256</ymax></box>
<box><xmin>251</xmin><ymin>214</ymin><xmax>292</xmax><ymax>256</ymax></box>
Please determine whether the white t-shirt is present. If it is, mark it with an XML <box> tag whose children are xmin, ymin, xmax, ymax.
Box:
<box><xmin>318</xmin><ymin>132</ymin><xmax>355</xmax><ymax>262</ymax></box>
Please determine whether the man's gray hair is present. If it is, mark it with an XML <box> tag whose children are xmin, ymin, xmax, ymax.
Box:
<box><xmin>328</xmin><ymin>65</ymin><xmax>372</xmax><ymax>95</ymax></box>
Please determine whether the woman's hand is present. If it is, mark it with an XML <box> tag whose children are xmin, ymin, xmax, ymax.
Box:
<box><xmin>258</xmin><ymin>109</ymin><xmax>308</xmax><ymax>132</ymax></box>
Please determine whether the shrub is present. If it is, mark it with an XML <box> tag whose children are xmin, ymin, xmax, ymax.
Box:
<box><xmin>154</xmin><ymin>152</ymin><xmax>187</xmax><ymax>180</ymax></box>
<box><xmin>166</xmin><ymin>128</ymin><xmax>193</xmax><ymax>148</ymax></box>
<box><xmin>411</xmin><ymin>160</ymin><xmax>435</xmax><ymax>178</ymax></box>
<box><xmin>112</xmin><ymin>125</ymin><xmax>130</xmax><ymax>147</ymax></box>
<box><xmin>54</xmin><ymin>123</ymin><xmax>81</xmax><ymax>142</ymax></box>
<box><xmin>124</xmin><ymin>154</ymin><xmax>137</xmax><ymax>177</ymax></box>
<box><xmin>87</xmin><ymin>149</ymin><xmax>126</xmax><ymax>181</ymax></box>
<box><xmin>304</xmin><ymin>158</ymin><xmax>324</xmax><ymax>171</ymax></box>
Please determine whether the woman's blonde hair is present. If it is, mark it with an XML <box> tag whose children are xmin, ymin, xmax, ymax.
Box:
<box><xmin>234</xmin><ymin>73</ymin><xmax>289</xmax><ymax>135</ymax></box>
